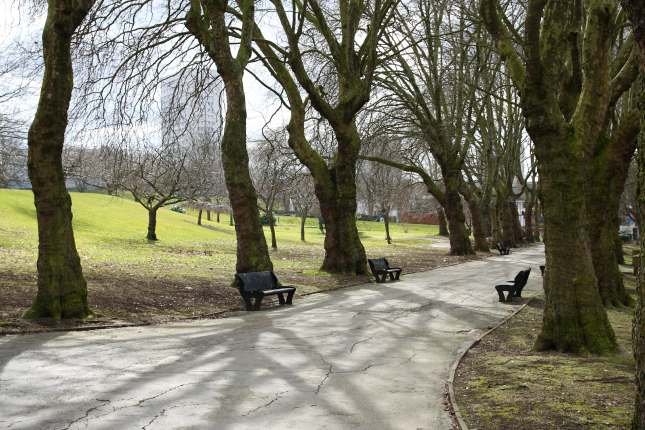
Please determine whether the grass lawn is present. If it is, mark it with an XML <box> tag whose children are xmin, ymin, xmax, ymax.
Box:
<box><xmin>0</xmin><ymin>189</ymin><xmax>471</xmax><ymax>332</ymax></box>
<box><xmin>454</xmin><ymin>276</ymin><xmax>636</xmax><ymax>429</ymax></box>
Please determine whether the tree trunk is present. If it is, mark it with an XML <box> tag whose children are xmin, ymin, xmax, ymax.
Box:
<box><xmin>206</xmin><ymin>210</ymin><xmax>211</xmax><ymax>221</ymax></box>
<box><xmin>25</xmin><ymin>0</ymin><xmax>93</xmax><ymax>320</ymax></box>
<box><xmin>443</xmin><ymin>173</ymin><xmax>474</xmax><ymax>255</ymax></box>
<box><xmin>467</xmin><ymin>199</ymin><xmax>490</xmax><ymax>252</ymax></box>
<box><xmin>616</xmin><ymin>231</ymin><xmax>625</xmax><ymax>264</ymax></box>
<box><xmin>229</xmin><ymin>212</ymin><xmax>234</xmax><ymax>226</ymax></box>
<box><xmin>268</xmin><ymin>209</ymin><xmax>277</xmax><ymax>249</ymax></box>
<box><xmin>312</xmin><ymin>127</ymin><xmax>368</xmax><ymax>274</ymax></box>
<box><xmin>510</xmin><ymin>201</ymin><xmax>524</xmax><ymax>244</ymax></box>
<box><xmin>524</xmin><ymin>203</ymin><xmax>535</xmax><ymax>242</ymax></box>
<box><xmin>147</xmin><ymin>208</ymin><xmax>158</xmax><ymax>241</ymax></box>
<box><xmin>197</xmin><ymin>208</ymin><xmax>203</xmax><ymax>226</ymax></box>
<box><xmin>384</xmin><ymin>211</ymin><xmax>392</xmax><ymax>244</ymax></box>
<box><xmin>300</xmin><ymin>212</ymin><xmax>307</xmax><ymax>241</ymax></box>
<box><xmin>217</xmin><ymin>211</ymin><xmax>220</xmax><ymax>223</ymax></box>
<box><xmin>317</xmin><ymin>190</ymin><xmax>368</xmax><ymax>274</ymax></box>
<box><xmin>438</xmin><ymin>208</ymin><xmax>449</xmax><ymax>236</ymax></box>
<box><xmin>533</xmin><ymin>134</ymin><xmax>616</xmax><ymax>354</ymax></box>
<box><xmin>185</xmin><ymin>1</ymin><xmax>272</xmax><ymax>274</ymax></box>
<box><xmin>627</xmin><ymin>2</ymin><xmax>645</xmax><ymax>424</ymax></box>
<box><xmin>499</xmin><ymin>199</ymin><xmax>516</xmax><ymax>246</ymax></box>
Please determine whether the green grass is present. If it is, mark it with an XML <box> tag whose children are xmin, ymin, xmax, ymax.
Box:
<box><xmin>0</xmin><ymin>189</ymin><xmax>440</xmax><ymax>288</ymax></box>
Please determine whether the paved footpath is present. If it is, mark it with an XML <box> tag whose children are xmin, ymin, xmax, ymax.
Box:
<box><xmin>0</xmin><ymin>246</ymin><xmax>544</xmax><ymax>430</ymax></box>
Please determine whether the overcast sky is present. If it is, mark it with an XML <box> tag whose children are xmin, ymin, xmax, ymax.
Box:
<box><xmin>0</xmin><ymin>1</ymin><xmax>287</xmax><ymax>142</ymax></box>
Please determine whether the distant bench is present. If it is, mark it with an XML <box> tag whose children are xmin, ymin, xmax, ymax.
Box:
<box><xmin>368</xmin><ymin>258</ymin><xmax>402</xmax><ymax>283</ymax></box>
<box><xmin>236</xmin><ymin>271</ymin><xmax>296</xmax><ymax>311</ymax></box>
<box><xmin>495</xmin><ymin>241</ymin><xmax>511</xmax><ymax>256</ymax></box>
<box><xmin>494</xmin><ymin>269</ymin><xmax>531</xmax><ymax>302</ymax></box>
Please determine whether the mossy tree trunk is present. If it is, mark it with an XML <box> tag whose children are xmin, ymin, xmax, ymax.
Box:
<box><xmin>482</xmin><ymin>0</ymin><xmax>627</xmax><ymax>353</ymax></box>
<box><xmin>186</xmin><ymin>0</ymin><xmax>272</xmax><ymax>273</ymax></box>
<box><xmin>443</xmin><ymin>177</ymin><xmax>474</xmax><ymax>255</ymax></box>
<box><xmin>466</xmin><ymin>199</ymin><xmax>489</xmax><ymax>252</ymax></box>
<box><xmin>315</xmin><ymin>127</ymin><xmax>367</xmax><ymax>273</ymax></box>
<box><xmin>587</xmin><ymin>121</ymin><xmax>639</xmax><ymax>306</ymax></box>
<box><xmin>623</xmin><ymin>0</ymin><xmax>645</xmax><ymax>426</ymax></box>
<box><xmin>438</xmin><ymin>208</ymin><xmax>449</xmax><ymax>236</ymax></box>
<box><xmin>25</xmin><ymin>0</ymin><xmax>95</xmax><ymax>320</ymax></box>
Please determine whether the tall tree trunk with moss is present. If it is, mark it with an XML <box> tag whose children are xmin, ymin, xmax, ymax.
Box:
<box><xmin>482</xmin><ymin>0</ymin><xmax>625</xmax><ymax>353</ymax></box>
<box><xmin>623</xmin><ymin>0</ymin><xmax>645</xmax><ymax>426</ymax></box>
<box><xmin>25</xmin><ymin>0</ymin><xmax>94</xmax><ymax>320</ymax></box>
<box><xmin>587</xmin><ymin>122</ymin><xmax>639</xmax><ymax>306</ymax></box>
<box><xmin>315</xmin><ymin>127</ymin><xmax>367</xmax><ymax>273</ymax></box>
<box><xmin>186</xmin><ymin>0</ymin><xmax>272</xmax><ymax>273</ymax></box>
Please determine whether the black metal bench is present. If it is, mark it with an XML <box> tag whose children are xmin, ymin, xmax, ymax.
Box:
<box><xmin>494</xmin><ymin>268</ymin><xmax>531</xmax><ymax>302</ymax></box>
<box><xmin>235</xmin><ymin>271</ymin><xmax>296</xmax><ymax>311</ymax></box>
<box><xmin>368</xmin><ymin>258</ymin><xmax>402</xmax><ymax>283</ymax></box>
<box><xmin>495</xmin><ymin>241</ymin><xmax>511</xmax><ymax>255</ymax></box>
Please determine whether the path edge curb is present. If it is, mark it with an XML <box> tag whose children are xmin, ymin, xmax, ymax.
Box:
<box><xmin>446</xmin><ymin>298</ymin><xmax>533</xmax><ymax>430</ymax></box>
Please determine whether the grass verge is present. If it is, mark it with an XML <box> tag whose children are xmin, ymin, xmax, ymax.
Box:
<box><xmin>0</xmin><ymin>189</ymin><xmax>474</xmax><ymax>334</ymax></box>
<box><xmin>453</xmin><ymin>276</ymin><xmax>636</xmax><ymax>430</ymax></box>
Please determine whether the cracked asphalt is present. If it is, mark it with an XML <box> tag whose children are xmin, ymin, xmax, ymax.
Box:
<box><xmin>0</xmin><ymin>245</ymin><xmax>544</xmax><ymax>430</ymax></box>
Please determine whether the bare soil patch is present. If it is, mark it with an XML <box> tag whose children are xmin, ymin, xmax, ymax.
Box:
<box><xmin>0</xmin><ymin>247</ymin><xmax>480</xmax><ymax>335</ymax></box>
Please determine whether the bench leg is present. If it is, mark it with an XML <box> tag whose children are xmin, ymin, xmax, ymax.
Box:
<box><xmin>243</xmin><ymin>296</ymin><xmax>253</xmax><ymax>311</ymax></box>
<box><xmin>394</xmin><ymin>271</ymin><xmax>401</xmax><ymax>280</ymax></box>
<box><xmin>505</xmin><ymin>291</ymin><xmax>514</xmax><ymax>302</ymax></box>
<box><xmin>286</xmin><ymin>290</ymin><xmax>294</xmax><ymax>305</ymax></box>
<box><xmin>388</xmin><ymin>272</ymin><xmax>395</xmax><ymax>281</ymax></box>
<box><xmin>495</xmin><ymin>285</ymin><xmax>506</xmax><ymax>302</ymax></box>
<box><xmin>277</xmin><ymin>292</ymin><xmax>286</xmax><ymax>305</ymax></box>
<box><xmin>253</xmin><ymin>296</ymin><xmax>263</xmax><ymax>311</ymax></box>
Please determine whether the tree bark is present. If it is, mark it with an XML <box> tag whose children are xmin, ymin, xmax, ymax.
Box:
<box><xmin>216</xmin><ymin>211</ymin><xmax>220</xmax><ymax>223</ymax></box>
<box><xmin>467</xmin><ymin>199</ymin><xmax>489</xmax><ymax>252</ymax></box>
<box><xmin>443</xmin><ymin>172</ymin><xmax>474</xmax><ymax>255</ymax></box>
<box><xmin>206</xmin><ymin>210</ymin><xmax>211</xmax><ymax>221</ymax></box>
<box><xmin>300</xmin><ymin>213</ymin><xmax>307</xmax><ymax>242</ymax></box>
<box><xmin>268</xmin><ymin>209</ymin><xmax>277</xmax><ymax>249</ymax></box>
<box><xmin>623</xmin><ymin>0</ymin><xmax>645</xmax><ymax>426</ymax></box>
<box><xmin>438</xmin><ymin>208</ymin><xmax>449</xmax><ymax>236</ymax></box>
<box><xmin>186</xmin><ymin>0</ymin><xmax>272</xmax><ymax>274</ymax></box>
<box><xmin>147</xmin><ymin>208</ymin><xmax>158</xmax><ymax>241</ymax></box>
<box><xmin>384</xmin><ymin>211</ymin><xmax>392</xmax><ymax>244</ymax></box>
<box><xmin>25</xmin><ymin>0</ymin><xmax>94</xmax><ymax>320</ymax></box>
<box><xmin>533</xmin><ymin>133</ymin><xmax>616</xmax><ymax>354</ymax></box>
<box><xmin>197</xmin><ymin>208</ymin><xmax>203</xmax><ymax>226</ymax></box>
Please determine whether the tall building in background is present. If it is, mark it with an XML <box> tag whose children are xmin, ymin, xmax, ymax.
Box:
<box><xmin>160</xmin><ymin>74</ymin><xmax>221</xmax><ymax>146</ymax></box>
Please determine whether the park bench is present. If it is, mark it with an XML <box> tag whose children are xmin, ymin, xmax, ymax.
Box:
<box><xmin>235</xmin><ymin>271</ymin><xmax>296</xmax><ymax>311</ymax></box>
<box><xmin>368</xmin><ymin>258</ymin><xmax>402</xmax><ymax>283</ymax></box>
<box><xmin>495</xmin><ymin>241</ymin><xmax>511</xmax><ymax>256</ymax></box>
<box><xmin>494</xmin><ymin>268</ymin><xmax>531</xmax><ymax>302</ymax></box>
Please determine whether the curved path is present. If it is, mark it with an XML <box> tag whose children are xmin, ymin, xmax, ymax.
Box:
<box><xmin>0</xmin><ymin>245</ymin><xmax>544</xmax><ymax>430</ymax></box>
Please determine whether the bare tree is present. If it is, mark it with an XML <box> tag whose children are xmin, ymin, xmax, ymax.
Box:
<box><xmin>251</xmin><ymin>129</ymin><xmax>297</xmax><ymax>249</ymax></box>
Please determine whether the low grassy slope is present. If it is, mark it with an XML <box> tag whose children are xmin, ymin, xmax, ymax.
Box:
<box><xmin>0</xmin><ymin>189</ymin><xmax>465</xmax><ymax>328</ymax></box>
